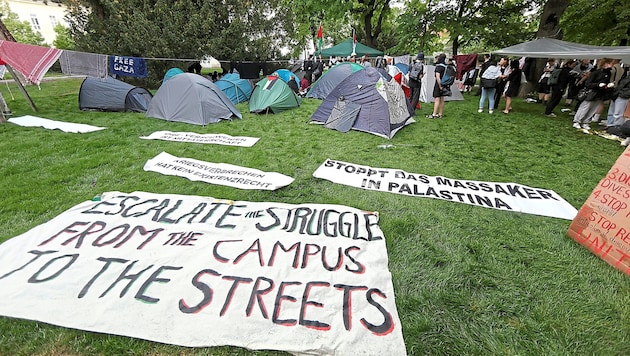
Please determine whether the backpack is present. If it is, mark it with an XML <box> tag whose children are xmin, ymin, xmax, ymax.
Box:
<box><xmin>439</xmin><ymin>63</ymin><xmax>456</xmax><ymax>86</ymax></box>
<box><xmin>409</xmin><ymin>62</ymin><xmax>424</xmax><ymax>80</ymax></box>
<box><xmin>548</xmin><ymin>68</ymin><xmax>563</xmax><ymax>86</ymax></box>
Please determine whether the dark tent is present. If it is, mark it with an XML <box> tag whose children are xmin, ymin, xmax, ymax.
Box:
<box><xmin>319</xmin><ymin>38</ymin><xmax>384</xmax><ymax>57</ymax></box>
<box><xmin>310</xmin><ymin>67</ymin><xmax>414</xmax><ymax>139</ymax></box>
<box><xmin>79</xmin><ymin>76</ymin><xmax>152</xmax><ymax>112</ymax></box>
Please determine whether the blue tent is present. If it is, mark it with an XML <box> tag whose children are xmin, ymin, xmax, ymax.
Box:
<box><xmin>310</xmin><ymin>67</ymin><xmax>413</xmax><ymax>139</ymax></box>
<box><xmin>394</xmin><ymin>63</ymin><xmax>409</xmax><ymax>74</ymax></box>
<box><xmin>163</xmin><ymin>68</ymin><xmax>184</xmax><ymax>83</ymax></box>
<box><xmin>306</xmin><ymin>62</ymin><xmax>364</xmax><ymax>99</ymax></box>
<box><xmin>272</xmin><ymin>69</ymin><xmax>300</xmax><ymax>89</ymax></box>
<box><xmin>215</xmin><ymin>73</ymin><xmax>253</xmax><ymax>104</ymax></box>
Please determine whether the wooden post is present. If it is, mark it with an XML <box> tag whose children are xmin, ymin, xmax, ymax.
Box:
<box><xmin>5</xmin><ymin>64</ymin><xmax>37</xmax><ymax>112</ymax></box>
<box><xmin>0</xmin><ymin>18</ymin><xmax>39</xmax><ymax>112</ymax></box>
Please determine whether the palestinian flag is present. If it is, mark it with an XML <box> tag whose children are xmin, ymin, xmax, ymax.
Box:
<box><xmin>317</xmin><ymin>23</ymin><xmax>323</xmax><ymax>53</ymax></box>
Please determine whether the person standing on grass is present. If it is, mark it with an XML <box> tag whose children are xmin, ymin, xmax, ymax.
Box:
<box><xmin>408</xmin><ymin>52</ymin><xmax>425</xmax><ymax>115</ymax></box>
<box><xmin>545</xmin><ymin>60</ymin><xmax>577</xmax><ymax>117</ymax></box>
<box><xmin>493</xmin><ymin>56</ymin><xmax>510</xmax><ymax>110</ymax></box>
<box><xmin>426</xmin><ymin>53</ymin><xmax>448</xmax><ymax>119</ymax></box>
<box><xmin>475</xmin><ymin>53</ymin><xmax>492</xmax><ymax>96</ymax></box>
<box><xmin>478</xmin><ymin>57</ymin><xmax>501</xmax><ymax>114</ymax></box>
<box><xmin>537</xmin><ymin>58</ymin><xmax>557</xmax><ymax>104</ymax></box>
<box><xmin>502</xmin><ymin>59</ymin><xmax>523</xmax><ymax>114</ymax></box>
<box><xmin>572</xmin><ymin>58</ymin><xmax>615</xmax><ymax>131</ymax></box>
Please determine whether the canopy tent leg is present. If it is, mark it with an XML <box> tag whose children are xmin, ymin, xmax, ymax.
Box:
<box><xmin>5</xmin><ymin>64</ymin><xmax>37</xmax><ymax>112</ymax></box>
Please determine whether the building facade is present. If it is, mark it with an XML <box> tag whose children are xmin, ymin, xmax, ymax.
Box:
<box><xmin>5</xmin><ymin>0</ymin><xmax>68</xmax><ymax>46</ymax></box>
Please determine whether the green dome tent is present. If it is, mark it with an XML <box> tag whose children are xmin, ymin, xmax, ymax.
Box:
<box><xmin>317</xmin><ymin>38</ymin><xmax>384</xmax><ymax>57</ymax></box>
<box><xmin>248</xmin><ymin>75</ymin><xmax>301</xmax><ymax>114</ymax></box>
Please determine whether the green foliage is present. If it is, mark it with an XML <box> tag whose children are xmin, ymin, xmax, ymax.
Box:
<box><xmin>0</xmin><ymin>77</ymin><xmax>629</xmax><ymax>355</ymax></box>
<box><xmin>52</xmin><ymin>23</ymin><xmax>74</xmax><ymax>49</ymax></box>
<box><xmin>0</xmin><ymin>0</ymin><xmax>46</xmax><ymax>46</ymax></box>
<box><xmin>64</xmin><ymin>0</ymin><xmax>296</xmax><ymax>84</ymax></box>
<box><xmin>562</xmin><ymin>0</ymin><xmax>630</xmax><ymax>46</ymax></box>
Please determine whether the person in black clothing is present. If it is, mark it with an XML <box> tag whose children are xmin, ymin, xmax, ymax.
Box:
<box><xmin>408</xmin><ymin>52</ymin><xmax>425</xmax><ymax>114</ymax></box>
<box><xmin>304</xmin><ymin>55</ymin><xmax>314</xmax><ymax>83</ymax></box>
<box><xmin>287</xmin><ymin>75</ymin><xmax>299</xmax><ymax>94</ymax></box>
<box><xmin>572</xmin><ymin>58</ymin><xmax>615</xmax><ymax>130</ymax></box>
<box><xmin>544</xmin><ymin>60</ymin><xmax>577</xmax><ymax>117</ymax></box>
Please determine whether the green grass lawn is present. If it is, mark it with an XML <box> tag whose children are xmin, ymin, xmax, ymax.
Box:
<box><xmin>0</xmin><ymin>77</ymin><xmax>628</xmax><ymax>355</ymax></box>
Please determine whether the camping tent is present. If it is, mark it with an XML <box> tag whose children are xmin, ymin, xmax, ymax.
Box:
<box><xmin>163</xmin><ymin>68</ymin><xmax>184</xmax><ymax>83</ymax></box>
<box><xmin>214</xmin><ymin>73</ymin><xmax>253</xmax><ymax>104</ymax></box>
<box><xmin>310</xmin><ymin>67</ymin><xmax>414</xmax><ymax>139</ymax></box>
<box><xmin>306</xmin><ymin>62</ymin><xmax>364</xmax><ymax>99</ymax></box>
<box><xmin>319</xmin><ymin>38</ymin><xmax>384</xmax><ymax>57</ymax></box>
<box><xmin>79</xmin><ymin>76</ymin><xmax>153</xmax><ymax>112</ymax></box>
<box><xmin>420</xmin><ymin>65</ymin><xmax>465</xmax><ymax>103</ymax></box>
<box><xmin>146</xmin><ymin>73</ymin><xmax>241</xmax><ymax>125</ymax></box>
<box><xmin>494</xmin><ymin>37</ymin><xmax>630</xmax><ymax>62</ymax></box>
<box><xmin>272</xmin><ymin>69</ymin><xmax>300</xmax><ymax>89</ymax></box>
<box><xmin>394</xmin><ymin>63</ymin><xmax>409</xmax><ymax>74</ymax></box>
<box><xmin>249</xmin><ymin>75</ymin><xmax>301</xmax><ymax>114</ymax></box>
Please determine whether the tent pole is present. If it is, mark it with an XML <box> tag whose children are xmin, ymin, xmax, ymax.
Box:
<box><xmin>5</xmin><ymin>64</ymin><xmax>37</xmax><ymax>112</ymax></box>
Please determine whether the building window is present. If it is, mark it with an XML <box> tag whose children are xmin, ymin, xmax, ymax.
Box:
<box><xmin>50</xmin><ymin>16</ymin><xmax>58</xmax><ymax>27</ymax></box>
<box><xmin>30</xmin><ymin>14</ymin><xmax>41</xmax><ymax>30</ymax></box>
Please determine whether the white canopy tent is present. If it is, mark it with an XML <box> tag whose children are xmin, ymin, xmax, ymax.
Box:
<box><xmin>494</xmin><ymin>38</ymin><xmax>630</xmax><ymax>62</ymax></box>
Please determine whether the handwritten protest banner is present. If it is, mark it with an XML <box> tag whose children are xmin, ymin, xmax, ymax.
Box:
<box><xmin>567</xmin><ymin>147</ymin><xmax>630</xmax><ymax>276</ymax></box>
<box><xmin>144</xmin><ymin>152</ymin><xmax>293</xmax><ymax>190</ymax></box>
<box><xmin>0</xmin><ymin>191</ymin><xmax>406</xmax><ymax>355</ymax></box>
<box><xmin>313</xmin><ymin>159</ymin><xmax>577</xmax><ymax>220</ymax></box>
<box><xmin>140</xmin><ymin>131</ymin><xmax>259</xmax><ymax>147</ymax></box>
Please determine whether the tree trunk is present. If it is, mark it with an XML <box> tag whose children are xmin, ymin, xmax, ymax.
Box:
<box><xmin>519</xmin><ymin>0</ymin><xmax>570</xmax><ymax>97</ymax></box>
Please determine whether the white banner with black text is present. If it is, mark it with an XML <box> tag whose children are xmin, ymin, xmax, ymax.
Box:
<box><xmin>0</xmin><ymin>191</ymin><xmax>406</xmax><ymax>355</ymax></box>
<box><xmin>313</xmin><ymin>159</ymin><xmax>577</xmax><ymax>220</ymax></box>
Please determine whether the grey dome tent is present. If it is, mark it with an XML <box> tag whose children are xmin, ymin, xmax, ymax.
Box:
<box><xmin>145</xmin><ymin>73</ymin><xmax>242</xmax><ymax>125</ymax></box>
<box><xmin>79</xmin><ymin>76</ymin><xmax>152</xmax><ymax>112</ymax></box>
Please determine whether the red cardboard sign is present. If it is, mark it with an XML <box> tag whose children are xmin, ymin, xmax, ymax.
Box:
<box><xmin>567</xmin><ymin>147</ymin><xmax>630</xmax><ymax>276</ymax></box>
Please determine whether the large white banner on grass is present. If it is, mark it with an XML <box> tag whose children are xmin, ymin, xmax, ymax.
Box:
<box><xmin>0</xmin><ymin>191</ymin><xmax>406</xmax><ymax>355</ymax></box>
<box><xmin>140</xmin><ymin>131</ymin><xmax>259</xmax><ymax>147</ymax></box>
<box><xmin>313</xmin><ymin>159</ymin><xmax>578</xmax><ymax>220</ymax></box>
<box><xmin>9</xmin><ymin>115</ymin><xmax>105</xmax><ymax>133</ymax></box>
<box><xmin>144</xmin><ymin>152</ymin><xmax>293</xmax><ymax>190</ymax></box>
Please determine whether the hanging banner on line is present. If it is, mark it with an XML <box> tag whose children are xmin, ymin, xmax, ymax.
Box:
<box><xmin>0</xmin><ymin>191</ymin><xmax>406</xmax><ymax>355</ymax></box>
<box><xmin>313</xmin><ymin>159</ymin><xmax>578</xmax><ymax>220</ymax></box>
<box><xmin>144</xmin><ymin>152</ymin><xmax>293</xmax><ymax>190</ymax></box>
<box><xmin>140</xmin><ymin>131</ymin><xmax>259</xmax><ymax>147</ymax></box>
<box><xmin>567</xmin><ymin>147</ymin><xmax>630</xmax><ymax>276</ymax></box>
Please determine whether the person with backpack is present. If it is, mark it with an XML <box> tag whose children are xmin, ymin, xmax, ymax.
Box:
<box><xmin>477</xmin><ymin>57</ymin><xmax>501</xmax><ymax>114</ymax></box>
<box><xmin>544</xmin><ymin>60</ymin><xmax>577</xmax><ymax>117</ymax></box>
<box><xmin>408</xmin><ymin>52</ymin><xmax>425</xmax><ymax>115</ymax></box>
<box><xmin>426</xmin><ymin>53</ymin><xmax>450</xmax><ymax>119</ymax></box>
